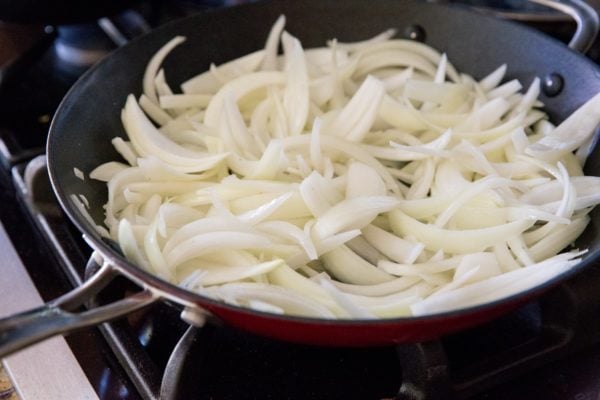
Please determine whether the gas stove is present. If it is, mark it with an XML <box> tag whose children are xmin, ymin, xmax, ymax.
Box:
<box><xmin>2</xmin><ymin>1</ymin><xmax>600</xmax><ymax>399</ymax></box>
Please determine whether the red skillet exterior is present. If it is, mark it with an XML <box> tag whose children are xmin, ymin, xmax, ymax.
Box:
<box><xmin>200</xmin><ymin>298</ymin><xmax>525</xmax><ymax>346</ymax></box>
<box><xmin>47</xmin><ymin>0</ymin><xmax>600</xmax><ymax>346</ymax></box>
<box><xmin>105</xmin><ymin>239</ymin><xmax>578</xmax><ymax>347</ymax></box>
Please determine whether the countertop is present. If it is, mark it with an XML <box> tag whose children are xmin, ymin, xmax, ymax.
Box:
<box><xmin>0</xmin><ymin>365</ymin><xmax>18</xmax><ymax>400</ymax></box>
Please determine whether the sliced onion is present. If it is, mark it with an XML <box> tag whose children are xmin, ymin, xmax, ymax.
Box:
<box><xmin>85</xmin><ymin>18</ymin><xmax>600</xmax><ymax>321</ymax></box>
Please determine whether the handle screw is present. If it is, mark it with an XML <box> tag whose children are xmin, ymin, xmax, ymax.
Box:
<box><xmin>404</xmin><ymin>25</ymin><xmax>426</xmax><ymax>42</ymax></box>
<box><xmin>542</xmin><ymin>73</ymin><xmax>564</xmax><ymax>97</ymax></box>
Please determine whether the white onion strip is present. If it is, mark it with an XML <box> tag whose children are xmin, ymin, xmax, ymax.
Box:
<box><xmin>84</xmin><ymin>17</ymin><xmax>600</xmax><ymax>321</ymax></box>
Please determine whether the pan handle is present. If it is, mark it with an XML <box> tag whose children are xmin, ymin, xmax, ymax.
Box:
<box><xmin>530</xmin><ymin>0</ymin><xmax>600</xmax><ymax>53</ymax></box>
<box><xmin>0</xmin><ymin>261</ymin><xmax>157</xmax><ymax>358</ymax></box>
<box><xmin>430</xmin><ymin>0</ymin><xmax>600</xmax><ymax>53</ymax></box>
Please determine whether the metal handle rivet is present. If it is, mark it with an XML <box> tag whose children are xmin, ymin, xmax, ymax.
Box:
<box><xmin>542</xmin><ymin>73</ymin><xmax>564</xmax><ymax>97</ymax></box>
<box><xmin>404</xmin><ymin>24</ymin><xmax>426</xmax><ymax>42</ymax></box>
<box><xmin>180</xmin><ymin>307</ymin><xmax>208</xmax><ymax>327</ymax></box>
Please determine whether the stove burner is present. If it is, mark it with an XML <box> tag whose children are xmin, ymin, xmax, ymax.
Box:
<box><xmin>53</xmin><ymin>33</ymin><xmax>111</xmax><ymax>68</ymax></box>
<box><xmin>53</xmin><ymin>10</ymin><xmax>151</xmax><ymax>69</ymax></box>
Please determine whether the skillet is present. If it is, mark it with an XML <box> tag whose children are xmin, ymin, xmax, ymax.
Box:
<box><xmin>1</xmin><ymin>0</ymin><xmax>600</xmax><ymax>356</ymax></box>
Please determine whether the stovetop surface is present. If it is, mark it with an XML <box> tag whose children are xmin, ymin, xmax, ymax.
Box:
<box><xmin>2</xmin><ymin>1</ymin><xmax>600</xmax><ymax>400</ymax></box>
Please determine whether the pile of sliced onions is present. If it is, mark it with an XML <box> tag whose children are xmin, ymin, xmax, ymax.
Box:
<box><xmin>84</xmin><ymin>16</ymin><xmax>600</xmax><ymax>319</ymax></box>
